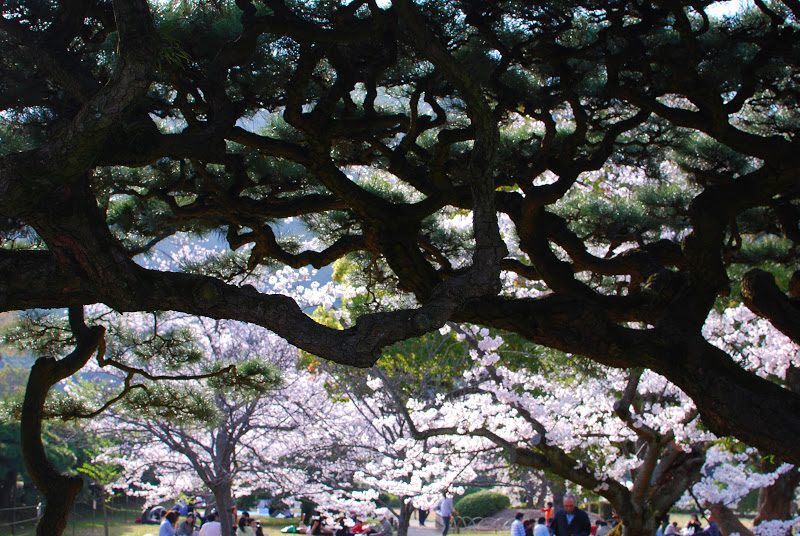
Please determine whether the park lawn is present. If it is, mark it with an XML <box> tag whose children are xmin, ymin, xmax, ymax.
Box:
<box><xmin>253</xmin><ymin>517</ymin><xmax>301</xmax><ymax>528</ymax></box>
<box><xmin>0</xmin><ymin>516</ymin><xmax>298</xmax><ymax>536</ymax></box>
<box><xmin>111</xmin><ymin>524</ymin><xmax>157</xmax><ymax>536</ymax></box>
<box><xmin>0</xmin><ymin>518</ymin><xmax>153</xmax><ymax>536</ymax></box>
<box><xmin>667</xmin><ymin>513</ymin><xmax>754</xmax><ymax>530</ymax></box>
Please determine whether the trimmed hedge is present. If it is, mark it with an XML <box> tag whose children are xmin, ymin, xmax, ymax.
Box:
<box><xmin>454</xmin><ymin>491</ymin><xmax>510</xmax><ymax>519</ymax></box>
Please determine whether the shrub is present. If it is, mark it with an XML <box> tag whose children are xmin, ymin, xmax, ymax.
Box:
<box><xmin>454</xmin><ymin>491</ymin><xmax>510</xmax><ymax>519</ymax></box>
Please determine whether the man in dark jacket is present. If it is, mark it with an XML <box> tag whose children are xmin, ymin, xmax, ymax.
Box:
<box><xmin>552</xmin><ymin>495</ymin><xmax>591</xmax><ymax>536</ymax></box>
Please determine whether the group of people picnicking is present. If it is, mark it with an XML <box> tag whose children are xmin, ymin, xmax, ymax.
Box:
<box><xmin>154</xmin><ymin>500</ymin><xmax>397</xmax><ymax>536</ymax></box>
<box><xmin>278</xmin><ymin>511</ymin><xmax>394</xmax><ymax>536</ymax></box>
<box><xmin>661</xmin><ymin>514</ymin><xmax>720</xmax><ymax>536</ymax></box>
<box><xmin>158</xmin><ymin>508</ymin><xmax>266</xmax><ymax>536</ymax></box>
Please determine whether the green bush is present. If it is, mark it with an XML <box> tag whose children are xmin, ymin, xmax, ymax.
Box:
<box><xmin>454</xmin><ymin>491</ymin><xmax>510</xmax><ymax>519</ymax></box>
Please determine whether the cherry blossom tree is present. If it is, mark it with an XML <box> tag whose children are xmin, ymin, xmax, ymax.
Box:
<box><xmin>691</xmin><ymin>444</ymin><xmax>799</xmax><ymax>536</ymax></box>
<box><xmin>87</xmin><ymin>314</ymin><xmax>353</xmax><ymax>536</ymax></box>
<box><xmin>692</xmin><ymin>306</ymin><xmax>800</xmax><ymax>536</ymax></box>
<box><xmin>324</xmin><ymin>368</ymin><xmax>485</xmax><ymax>536</ymax></box>
<box><xmin>364</xmin><ymin>317</ymin><xmax>799</xmax><ymax>536</ymax></box>
<box><xmin>1</xmin><ymin>247</ymin><xmax>365</xmax><ymax>536</ymax></box>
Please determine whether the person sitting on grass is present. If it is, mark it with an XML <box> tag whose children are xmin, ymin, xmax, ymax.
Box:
<box><xmin>161</xmin><ymin>511</ymin><xmax>181</xmax><ymax>536</ymax></box>
<box><xmin>371</xmin><ymin>514</ymin><xmax>393</xmax><ymax>536</ymax></box>
<box><xmin>199</xmin><ymin>512</ymin><xmax>222</xmax><ymax>536</ymax></box>
<box><xmin>238</xmin><ymin>516</ymin><xmax>257</xmax><ymax>536</ymax></box>
<box><xmin>177</xmin><ymin>513</ymin><xmax>199</xmax><ymax>536</ymax></box>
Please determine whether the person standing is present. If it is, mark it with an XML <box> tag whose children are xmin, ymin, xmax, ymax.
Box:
<box><xmin>511</xmin><ymin>513</ymin><xmax>526</xmax><ymax>536</ymax></box>
<box><xmin>419</xmin><ymin>508</ymin><xmax>429</xmax><ymax>527</ymax></box>
<box><xmin>541</xmin><ymin>503</ymin><xmax>554</xmax><ymax>528</ymax></box>
<box><xmin>438</xmin><ymin>493</ymin><xmax>456</xmax><ymax>536</ymax></box>
<box><xmin>551</xmin><ymin>495</ymin><xmax>590</xmax><ymax>536</ymax></box>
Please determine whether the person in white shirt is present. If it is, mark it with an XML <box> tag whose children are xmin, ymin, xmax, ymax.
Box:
<box><xmin>534</xmin><ymin>518</ymin><xmax>550</xmax><ymax>536</ymax></box>
<box><xmin>199</xmin><ymin>513</ymin><xmax>222</xmax><ymax>536</ymax></box>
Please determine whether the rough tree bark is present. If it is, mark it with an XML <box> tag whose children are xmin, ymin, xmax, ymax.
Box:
<box><xmin>709</xmin><ymin>465</ymin><xmax>800</xmax><ymax>536</ymax></box>
<box><xmin>211</xmin><ymin>480</ymin><xmax>234</xmax><ymax>536</ymax></box>
<box><xmin>396</xmin><ymin>499</ymin><xmax>414</xmax><ymax>536</ymax></box>
<box><xmin>548</xmin><ymin>479</ymin><xmax>566</xmax><ymax>514</ymax></box>
<box><xmin>754</xmin><ymin>466</ymin><xmax>800</xmax><ymax>526</ymax></box>
<box><xmin>753</xmin><ymin>366</ymin><xmax>800</xmax><ymax>529</ymax></box>
<box><xmin>20</xmin><ymin>307</ymin><xmax>104</xmax><ymax>536</ymax></box>
<box><xmin>707</xmin><ymin>504</ymin><xmax>752</xmax><ymax>536</ymax></box>
<box><xmin>620</xmin><ymin>514</ymin><xmax>658</xmax><ymax>536</ymax></box>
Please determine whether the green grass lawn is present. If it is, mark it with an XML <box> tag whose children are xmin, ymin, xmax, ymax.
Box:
<box><xmin>666</xmin><ymin>512</ymin><xmax>754</xmax><ymax>530</ymax></box>
<box><xmin>0</xmin><ymin>511</ymin><xmax>304</xmax><ymax>536</ymax></box>
<box><xmin>0</xmin><ymin>510</ymin><xmax>147</xmax><ymax>536</ymax></box>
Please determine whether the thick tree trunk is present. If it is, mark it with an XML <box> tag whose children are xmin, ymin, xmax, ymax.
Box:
<box><xmin>753</xmin><ymin>381</ymin><xmax>800</xmax><ymax>531</ymax></box>
<box><xmin>549</xmin><ymin>479</ymin><xmax>566</xmax><ymax>511</ymax></box>
<box><xmin>537</xmin><ymin>480</ymin><xmax>549</xmax><ymax>508</ymax></box>
<box><xmin>755</xmin><ymin>465</ymin><xmax>800</xmax><ymax>526</ymax></box>
<box><xmin>396</xmin><ymin>500</ymin><xmax>413</xmax><ymax>536</ymax></box>
<box><xmin>620</xmin><ymin>513</ymin><xmax>658</xmax><ymax>536</ymax></box>
<box><xmin>212</xmin><ymin>482</ymin><xmax>235</xmax><ymax>536</ymax></box>
<box><xmin>707</xmin><ymin>504</ymin><xmax>752</xmax><ymax>536</ymax></box>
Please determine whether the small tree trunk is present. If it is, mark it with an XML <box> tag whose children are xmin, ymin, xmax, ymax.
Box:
<box><xmin>0</xmin><ymin>469</ymin><xmax>16</xmax><ymax>521</ymax></box>
<box><xmin>21</xmin><ymin>357</ymin><xmax>86</xmax><ymax>536</ymax></box>
<box><xmin>19</xmin><ymin>309</ymin><xmax>104</xmax><ymax>536</ymax></box>
<box><xmin>102</xmin><ymin>495</ymin><xmax>110</xmax><ymax>536</ymax></box>
<box><xmin>10</xmin><ymin>483</ymin><xmax>16</xmax><ymax>536</ymax></box>
<box><xmin>396</xmin><ymin>500</ymin><xmax>413</xmax><ymax>536</ymax></box>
